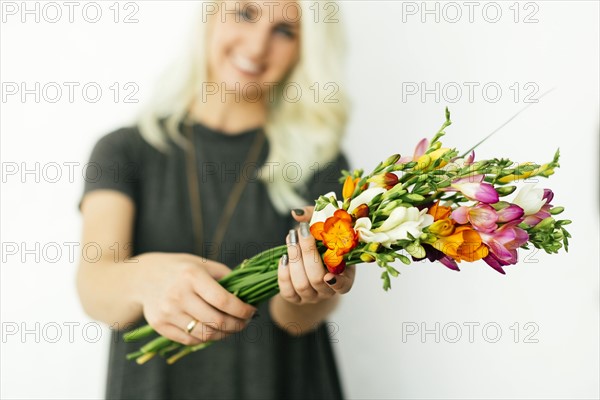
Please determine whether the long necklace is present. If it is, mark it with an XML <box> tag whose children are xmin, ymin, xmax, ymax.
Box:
<box><xmin>183</xmin><ymin>121</ymin><xmax>266</xmax><ymax>260</ymax></box>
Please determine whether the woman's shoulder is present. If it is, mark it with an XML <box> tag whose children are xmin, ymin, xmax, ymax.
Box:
<box><xmin>89</xmin><ymin>123</ymin><xmax>171</xmax><ymax>166</ymax></box>
<box><xmin>91</xmin><ymin>124</ymin><xmax>146</xmax><ymax>155</ymax></box>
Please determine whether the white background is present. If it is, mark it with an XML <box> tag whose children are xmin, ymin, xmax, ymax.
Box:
<box><xmin>1</xmin><ymin>1</ymin><xmax>599</xmax><ymax>399</ymax></box>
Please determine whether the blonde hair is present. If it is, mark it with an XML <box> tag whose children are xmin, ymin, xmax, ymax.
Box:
<box><xmin>136</xmin><ymin>1</ymin><xmax>349</xmax><ymax>213</ymax></box>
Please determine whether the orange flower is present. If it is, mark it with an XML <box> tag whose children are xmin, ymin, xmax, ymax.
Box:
<box><xmin>342</xmin><ymin>176</ymin><xmax>359</xmax><ymax>201</ymax></box>
<box><xmin>310</xmin><ymin>209</ymin><xmax>358</xmax><ymax>274</ymax></box>
<box><xmin>432</xmin><ymin>225</ymin><xmax>489</xmax><ymax>262</ymax></box>
<box><xmin>428</xmin><ymin>201</ymin><xmax>452</xmax><ymax>221</ymax></box>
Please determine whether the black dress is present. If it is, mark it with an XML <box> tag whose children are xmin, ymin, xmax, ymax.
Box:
<box><xmin>81</xmin><ymin>120</ymin><xmax>349</xmax><ymax>399</ymax></box>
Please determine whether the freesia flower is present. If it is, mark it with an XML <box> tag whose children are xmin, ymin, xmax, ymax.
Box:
<box><xmin>451</xmin><ymin>204</ymin><xmax>498</xmax><ymax>233</ymax></box>
<box><xmin>432</xmin><ymin>226</ymin><xmax>489</xmax><ymax>263</ymax></box>
<box><xmin>427</xmin><ymin>201</ymin><xmax>452</xmax><ymax>220</ymax></box>
<box><xmin>449</xmin><ymin>175</ymin><xmax>499</xmax><ymax>204</ymax></box>
<box><xmin>415</xmin><ymin>148</ymin><xmax>451</xmax><ymax>170</ymax></box>
<box><xmin>347</xmin><ymin>187</ymin><xmax>386</xmax><ymax>215</ymax></box>
<box><xmin>310</xmin><ymin>209</ymin><xmax>358</xmax><ymax>274</ymax></box>
<box><xmin>512</xmin><ymin>184</ymin><xmax>547</xmax><ymax>216</ymax></box>
<box><xmin>521</xmin><ymin>189</ymin><xmax>554</xmax><ymax>226</ymax></box>
<box><xmin>310</xmin><ymin>192</ymin><xmax>342</xmax><ymax>225</ymax></box>
<box><xmin>498</xmin><ymin>162</ymin><xmax>555</xmax><ymax>183</ymax></box>
<box><xmin>479</xmin><ymin>221</ymin><xmax>529</xmax><ymax>274</ymax></box>
<box><xmin>495</xmin><ymin>202</ymin><xmax>525</xmax><ymax>223</ymax></box>
<box><xmin>398</xmin><ymin>138</ymin><xmax>428</xmax><ymax>164</ymax></box>
<box><xmin>354</xmin><ymin>207</ymin><xmax>434</xmax><ymax>248</ymax></box>
<box><xmin>342</xmin><ymin>176</ymin><xmax>359</xmax><ymax>201</ymax></box>
<box><xmin>368</xmin><ymin>172</ymin><xmax>399</xmax><ymax>189</ymax></box>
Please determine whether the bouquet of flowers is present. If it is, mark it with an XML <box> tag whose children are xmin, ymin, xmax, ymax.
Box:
<box><xmin>124</xmin><ymin>108</ymin><xmax>571</xmax><ymax>364</ymax></box>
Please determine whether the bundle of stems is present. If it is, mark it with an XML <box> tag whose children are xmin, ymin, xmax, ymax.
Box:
<box><xmin>123</xmin><ymin>244</ymin><xmax>287</xmax><ymax>364</ymax></box>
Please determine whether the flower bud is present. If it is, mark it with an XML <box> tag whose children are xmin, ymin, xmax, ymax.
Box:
<box><xmin>352</xmin><ymin>204</ymin><xmax>370</xmax><ymax>219</ymax></box>
<box><xmin>367</xmin><ymin>242</ymin><xmax>381</xmax><ymax>253</ymax></box>
<box><xmin>383</xmin><ymin>154</ymin><xmax>401</xmax><ymax>167</ymax></box>
<box><xmin>549</xmin><ymin>206</ymin><xmax>564</xmax><ymax>215</ymax></box>
<box><xmin>428</xmin><ymin>219</ymin><xmax>455</xmax><ymax>237</ymax></box>
<box><xmin>380</xmin><ymin>254</ymin><xmax>396</xmax><ymax>262</ymax></box>
<box><xmin>496</xmin><ymin>185</ymin><xmax>517</xmax><ymax>196</ymax></box>
<box><xmin>382</xmin><ymin>184</ymin><xmax>407</xmax><ymax>200</ymax></box>
<box><xmin>360</xmin><ymin>253</ymin><xmax>376</xmax><ymax>263</ymax></box>
<box><xmin>403</xmin><ymin>193</ymin><xmax>425</xmax><ymax>202</ymax></box>
<box><xmin>342</xmin><ymin>176</ymin><xmax>357</xmax><ymax>200</ymax></box>
<box><xmin>532</xmin><ymin>216</ymin><xmax>555</xmax><ymax>231</ymax></box>
<box><xmin>552</xmin><ymin>231</ymin><xmax>564</xmax><ymax>240</ymax></box>
<box><xmin>368</xmin><ymin>173</ymin><xmax>399</xmax><ymax>189</ymax></box>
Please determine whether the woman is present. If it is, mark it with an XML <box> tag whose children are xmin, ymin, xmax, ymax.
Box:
<box><xmin>77</xmin><ymin>1</ymin><xmax>355</xmax><ymax>398</ymax></box>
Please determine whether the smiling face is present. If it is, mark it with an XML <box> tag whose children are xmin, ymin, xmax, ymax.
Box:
<box><xmin>206</xmin><ymin>1</ymin><xmax>301</xmax><ymax>101</ymax></box>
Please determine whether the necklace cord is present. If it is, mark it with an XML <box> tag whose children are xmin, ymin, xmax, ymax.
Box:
<box><xmin>183</xmin><ymin>121</ymin><xmax>266</xmax><ymax>260</ymax></box>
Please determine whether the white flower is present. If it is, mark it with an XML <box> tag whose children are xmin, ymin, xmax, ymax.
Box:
<box><xmin>347</xmin><ymin>187</ymin><xmax>386</xmax><ymax>214</ymax></box>
<box><xmin>355</xmin><ymin>207</ymin><xmax>434</xmax><ymax>248</ymax></box>
<box><xmin>310</xmin><ymin>192</ymin><xmax>342</xmax><ymax>225</ymax></box>
<box><xmin>512</xmin><ymin>184</ymin><xmax>546</xmax><ymax>215</ymax></box>
<box><xmin>310</xmin><ymin>188</ymin><xmax>387</xmax><ymax>226</ymax></box>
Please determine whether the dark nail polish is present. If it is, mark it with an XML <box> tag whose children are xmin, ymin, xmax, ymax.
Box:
<box><xmin>326</xmin><ymin>277</ymin><xmax>337</xmax><ymax>285</ymax></box>
<box><xmin>281</xmin><ymin>254</ymin><xmax>289</xmax><ymax>267</ymax></box>
<box><xmin>299</xmin><ymin>222</ymin><xmax>310</xmax><ymax>238</ymax></box>
<box><xmin>293</xmin><ymin>208</ymin><xmax>305</xmax><ymax>216</ymax></box>
<box><xmin>289</xmin><ymin>229</ymin><xmax>298</xmax><ymax>244</ymax></box>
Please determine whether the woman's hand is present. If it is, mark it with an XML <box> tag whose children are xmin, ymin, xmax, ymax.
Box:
<box><xmin>135</xmin><ymin>253</ymin><xmax>256</xmax><ymax>346</ymax></box>
<box><xmin>277</xmin><ymin>207</ymin><xmax>356</xmax><ymax>305</ymax></box>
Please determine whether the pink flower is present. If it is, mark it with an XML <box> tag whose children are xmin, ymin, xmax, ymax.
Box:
<box><xmin>398</xmin><ymin>138</ymin><xmax>429</xmax><ymax>164</ymax></box>
<box><xmin>448</xmin><ymin>175</ymin><xmax>499</xmax><ymax>204</ymax></box>
<box><xmin>479</xmin><ymin>222</ymin><xmax>529</xmax><ymax>274</ymax></box>
<box><xmin>451</xmin><ymin>204</ymin><xmax>498</xmax><ymax>233</ymax></box>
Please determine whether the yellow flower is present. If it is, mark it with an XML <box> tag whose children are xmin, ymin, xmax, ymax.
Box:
<box><xmin>428</xmin><ymin>219</ymin><xmax>455</xmax><ymax>237</ymax></box>
<box><xmin>498</xmin><ymin>163</ymin><xmax>554</xmax><ymax>183</ymax></box>
<box><xmin>414</xmin><ymin>148</ymin><xmax>450</xmax><ymax>170</ymax></box>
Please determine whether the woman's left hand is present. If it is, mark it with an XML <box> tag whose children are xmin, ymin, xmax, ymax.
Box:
<box><xmin>277</xmin><ymin>206</ymin><xmax>356</xmax><ymax>304</ymax></box>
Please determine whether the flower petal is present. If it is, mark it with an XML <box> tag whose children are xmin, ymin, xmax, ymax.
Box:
<box><xmin>512</xmin><ymin>184</ymin><xmax>546</xmax><ymax>215</ymax></box>
<box><xmin>348</xmin><ymin>188</ymin><xmax>386</xmax><ymax>214</ymax></box>
<box><xmin>452</xmin><ymin>182</ymin><xmax>499</xmax><ymax>204</ymax></box>
<box><xmin>451</xmin><ymin>206</ymin><xmax>470</xmax><ymax>224</ymax></box>
<box><xmin>497</xmin><ymin>204</ymin><xmax>524</xmax><ymax>223</ymax></box>
<box><xmin>468</xmin><ymin>204</ymin><xmax>498</xmax><ymax>232</ymax></box>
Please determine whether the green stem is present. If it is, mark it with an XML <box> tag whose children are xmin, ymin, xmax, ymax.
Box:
<box><xmin>123</xmin><ymin>324</ymin><xmax>155</xmax><ymax>342</ymax></box>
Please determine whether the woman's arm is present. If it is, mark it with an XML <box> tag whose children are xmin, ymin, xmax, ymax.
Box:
<box><xmin>76</xmin><ymin>190</ymin><xmax>256</xmax><ymax>344</ymax></box>
<box><xmin>76</xmin><ymin>190</ymin><xmax>144</xmax><ymax>326</ymax></box>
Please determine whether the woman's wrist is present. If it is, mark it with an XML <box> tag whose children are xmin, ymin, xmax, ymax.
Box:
<box><xmin>268</xmin><ymin>293</ymin><xmax>340</xmax><ymax>336</ymax></box>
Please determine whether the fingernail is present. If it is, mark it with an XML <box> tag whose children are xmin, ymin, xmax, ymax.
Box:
<box><xmin>299</xmin><ymin>222</ymin><xmax>310</xmax><ymax>238</ymax></box>
<box><xmin>281</xmin><ymin>254</ymin><xmax>289</xmax><ymax>267</ymax></box>
<box><xmin>289</xmin><ymin>229</ymin><xmax>298</xmax><ymax>245</ymax></box>
<box><xmin>326</xmin><ymin>277</ymin><xmax>337</xmax><ymax>285</ymax></box>
<box><xmin>293</xmin><ymin>208</ymin><xmax>305</xmax><ymax>216</ymax></box>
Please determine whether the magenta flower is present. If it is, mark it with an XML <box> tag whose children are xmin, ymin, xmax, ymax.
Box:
<box><xmin>448</xmin><ymin>175</ymin><xmax>499</xmax><ymax>204</ymax></box>
<box><xmin>479</xmin><ymin>222</ymin><xmax>529</xmax><ymax>274</ymax></box>
<box><xmin>495</xmin><ymin>202</ymin><xmax>525</xmax><ymax>223</ymax></box>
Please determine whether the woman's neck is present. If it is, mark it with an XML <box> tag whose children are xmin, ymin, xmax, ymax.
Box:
<box><xmin>188</xmin><ymin>96</ymin><xmax>267</xmax><ymax>135</ymax></box>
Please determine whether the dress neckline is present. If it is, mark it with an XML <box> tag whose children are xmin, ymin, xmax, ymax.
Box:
<box><xmin>191</xmin><ymin>121</ymin><xmax>263</xmax><ymax>142</ymax></box>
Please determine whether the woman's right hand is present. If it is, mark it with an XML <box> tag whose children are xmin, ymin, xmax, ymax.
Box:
<box><xmin>134</xmin><ymin>252</ymin><xmax>257</xmax><ymax>346</ymax></box>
